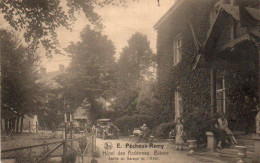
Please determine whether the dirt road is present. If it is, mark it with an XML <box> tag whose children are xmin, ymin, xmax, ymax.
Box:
<box><xmin>94</xmin><ymin>136</ymin><xmax>224</xmax><ymax>163</ymax></box>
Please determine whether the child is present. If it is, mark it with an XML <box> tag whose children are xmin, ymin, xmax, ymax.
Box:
<box><xmin>175</xmin><ymin>118</ymin><xmax>184</xmax><ymax>150</ymax></box>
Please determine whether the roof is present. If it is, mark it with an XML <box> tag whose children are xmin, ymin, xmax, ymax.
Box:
<box><xmin>73</xmin><ymin>107</ymin><xmax>87</xmax><ymax>119</ymax></box>
<box><xmin>192</xmin><ymin>3</ymin><xmax>260</xmax><ymax>69</ymax></box>
<box><xmin>203</xmin><ymin>5</ymin><xmax>260</xmax><ymax>51</ymax></box>
<box><xmin>153</xmin><ymin>0</ymin><xmax>184</xmax><ymax>30</ymax></box>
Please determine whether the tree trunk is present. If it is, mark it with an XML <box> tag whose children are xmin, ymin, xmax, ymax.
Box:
<box><xmin>9</xmin><ymin>119</ymin><xmax>12</xmax><ymax>133</ymax></box>
<box><xmin>12</xmin><ymin>118</ymin><xmax>15</xmax><ymax>131</ymax></box>
<box><xmin>1</xmin><ymin>118</ymin><xmax>3</xmax><ymax>133</ymax></box>
<box><xmin>5</xmin><ymin>119</ymin><xmax>8</xmax><ymax>134</ymax></box>
<box><xmin>20</xmin><ymin>115</ymin><xmax>24</xmax><ymax>133</ymax></box>
<box><xmin>16</xmin><ymin>117</ymin><xmax>19</xmax><ymax>132</ymax></box>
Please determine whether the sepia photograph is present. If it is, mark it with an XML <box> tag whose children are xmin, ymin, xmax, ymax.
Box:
<box><xmin>0</xmin><ymin>0</ymin><xmax>260</xmax><ymax>162</ymax></box>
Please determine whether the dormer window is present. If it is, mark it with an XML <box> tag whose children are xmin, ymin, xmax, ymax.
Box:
<box><xmin>173</xmin><ymin>35</ymin><xmax>182</xmax><ymax>65</ymax></box>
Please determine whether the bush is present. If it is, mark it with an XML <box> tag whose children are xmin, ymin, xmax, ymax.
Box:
<box><xmin>77</xmin><ymin>137</ymin><xmax>87</xmax><ymax>152</ymax></box>
<box><xmin>154</xmin><ymin>122</ymin><xmax>176</xmax><ymax>138</ymax></box>
<box><xmin>183</xmin><ymin>108</ymin><xmax>211</xmax><ymax>144</ymax></box>
<box><xmin>15</xmin><ymin>146</ymin><xmax>51</xmax><ymax>163</ymax></box>
<box><xmin>15</xmin><ymin>151</ymin><xmax>37</xmax><ymax>163</ymax></box>
<box><xmin>115</xmin><ymin>114</ymin><xmax>154</xmax><ymax>135</ymax></box>
<box><xmin>62</xmin><ymin>152</ymin><xmax>77</xmax><ymax>163</ymax></box>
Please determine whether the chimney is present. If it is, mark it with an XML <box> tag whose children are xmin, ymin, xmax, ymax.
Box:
<box><xmin>59</xmin><ymin>64</ymin><xmax>65</xmax><ymax>72</ymax></box>
<box><xmin>40</xmin><ymin>68</ymin><xmax>46</xmax><ymax>76</ymax></box>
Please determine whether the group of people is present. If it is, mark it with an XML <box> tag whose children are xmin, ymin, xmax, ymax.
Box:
<box><xmin>169</xmin><ymin>114</ymin><xmax>238</xmax><ymax>150</ymax></box>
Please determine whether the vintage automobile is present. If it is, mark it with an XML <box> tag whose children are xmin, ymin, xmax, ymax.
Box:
<box><xmin>96</xmin><ymin>119</ymin><xmax>119</xmax><ymax>139</ymax></box>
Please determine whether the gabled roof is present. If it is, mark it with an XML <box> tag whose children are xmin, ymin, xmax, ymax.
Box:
<box><xmin>153</xmin><ymin>0</ymin><xmax>185</xmax><ymax>30</ymax></box>
<box><xmin>193</xmin><ymin>3</ymin><xmax>260</xmax><ymax>69</ymax></box>
<box><xmin>203</xmin><ymin>4</ymin><xmax>260</xmax><ymax>52</ymax></box>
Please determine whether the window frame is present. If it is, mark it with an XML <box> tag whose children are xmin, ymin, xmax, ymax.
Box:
<box><xmin>174</xmin><ymin>90</ymin><xmax>182</xmax><ymax>120</ymax></box>
<box><xmin>173</xmin><ymin>34</ymin><xmax>182</xmax><ymax>66</ymax></box>
<box><xmin>216</xmin><ymin>76</ymin><xmax>226</xmax><ymax>113</ymax></box>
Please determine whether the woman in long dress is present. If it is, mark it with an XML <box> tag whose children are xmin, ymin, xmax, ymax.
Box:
<box><xmin>175</xmin><ymin>118</ymin><xmax>184</xmax><ymax>150</ymax></box>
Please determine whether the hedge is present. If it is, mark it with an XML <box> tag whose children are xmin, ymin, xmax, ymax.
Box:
<box><xmin>115</xmin><ymin>114</ymin><xmax>154</xmax><ymax>135</ymax></box>
<box><xmin>154</xmin><ymin>122</ymin><xmax>176</xmax><ymax>138</ymax></box>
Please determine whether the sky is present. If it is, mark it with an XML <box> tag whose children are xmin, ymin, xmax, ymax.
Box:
<box><xmin>0</xmin><ymin>0</ymin><xmax>176</xmax><ymax>72</ymax></box>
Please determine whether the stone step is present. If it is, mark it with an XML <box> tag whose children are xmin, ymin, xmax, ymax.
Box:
<box><xmin>229</xmin><ymin>144</ymin><xmax>255</xmax><ymax>152</ymax></box>
<box><xmin>236</xmin><ymin>133</ymin><xmax>255</xmax><ymax>140</ymax></box>
<box><xmin>232</xmin><ymin>131</ymin><xmax>245</xmax><ymax>136</ymax></box>
<box><xmin>194</xmin><ymin>151</ymin><xmax>253</xmax><ymax>163</ymax></box>
<box><xmin>218</xmin><ymin>147</ymin><xmax>255</xmax><ymax>159</ymax></box>
<box><xmin>236</xmin><ymin>138</ymin><xmax>255</xmax><ymax>146</ymax></box>
<box><xmin>218</xmin><ymin>152</ymin><xmax>254</xmax><ymax>163</ymax></box>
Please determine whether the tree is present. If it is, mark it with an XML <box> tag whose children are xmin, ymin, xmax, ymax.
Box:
<box><xmin>135</xmin><ymin>80</ymin><xmax>173</xmax><ymax>124</ymax></box>
<box><xmin>55</xmin><ymin>25</ymin><xmax>116</xmax><ymax>123</ymax></box>
<box><xmin>117</xmin><ymin>32</ymin><xmax>154</xmax><ymax>88</ymax></box>
<box><xmin>1</xmin><ymin>29</ymin><xmax>40</xmax><ymax>132</ymax></box>
<box><xmin>0</xmin><ymin>0</ymin><xmax>135</xmax><ymax>57</ymax></box>
<box><xmin>114</xmin><ymin>32</ymin><xmax>155</xmax><ymax>116</ymax></box>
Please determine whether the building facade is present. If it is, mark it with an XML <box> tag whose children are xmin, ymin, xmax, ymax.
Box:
<box><xmin>154</xmin><ymin>0</ymin><xmax>259</xmax><ymax>132</ymax></box>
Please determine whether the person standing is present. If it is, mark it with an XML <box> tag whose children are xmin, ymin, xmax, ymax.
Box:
<box><xmin>175</xmin><ymin>118</ymin><xmax>184</xmax><ymax>150</ymax></box>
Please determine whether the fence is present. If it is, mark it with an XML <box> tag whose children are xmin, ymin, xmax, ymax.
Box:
<box><xmin>1</xmin><ymin>122</ymin><xmax>96</xmax><ymax>163</ymax></box>
<box><xmin>23</xmin><ymin>121</ymin><xmax>64</xmax><ymax>133</ymax></box>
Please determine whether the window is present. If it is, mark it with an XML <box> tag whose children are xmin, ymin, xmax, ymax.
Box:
<box><xmin>173</xmin><ymin>35</ymin><xmax>182</xmax><ymax>65</ymax></box>
<box><xmin>174</xmin><ymin>90</ymin><xmax>183</xmax><ymax>120</ymax></box>
<box><xmin>216</xmin><ymin>77</ymin><xmax>226</xmax><ymax>113</ymax></box>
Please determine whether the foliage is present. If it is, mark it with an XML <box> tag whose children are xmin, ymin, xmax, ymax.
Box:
<box><xmin>36</xmin><ymin>81</ymin><xmax>65</xmax><ymax>129</ymax></box>
<box><xmin>1</xmin><ymin>29</ymin><xmax>41</xmax><ymax>119</ymax></box>
<box><xmin>113</xmin><ymin>32</ymin><xmax>155</xmax><ymax>116</ymax></box>
<box><xmin>93</xmin><ymin>150</ymin><xmax>100</xmax><ymax>158</ymax></box>
<box><xmin>111</xmin><ymin>89</ymin><xmax>139</xmax><ymax>117</ymax></box>
<box><xmin>166</xmin><ymin>35</ymin><xmax>212</xmax><ymax>144</ymax></box>
<box><xmin>37</xmin><ymin>144</ymin><xmax>51</xmax><ymax>162</ymax></box>
<box><xmin>15</xmin><ymin>151</ymin><xmax>37</xmax><ymax>163</ymax></box>
<box><xmin>55</xmin><ymin>26</ymin><xmax>116</xmax><ymax>123</ymax></box>
<box><xmin>78</xmin><ymin>137</ymin><xmax>87</xmax><ymax>152</ymax></box>
<box><xmin>117</xmin><ymin>32</ymin><xmax>154</xmax><ymax>87</ymax></box>
<box><xmin>183</xmin><ymin>107</ymin><xmax>211</xmax><ymax>144</ymax></box>
<box><xmin>62</xmin><ymin>152</ymin><xmax>77</xmax><ymax>163</ymax></box>
<box><xmin>15</xmin><ymin>147</ymin><xmax>51</xmax><ymax>163</ymax></box>
<box><xmin>136</xmin><ymin>80</ymin><xmax>174</xmax><ymax>124</ymax></box>
<box><xmin>115</xmin><ymin>114</ymin><xmax>154</xmax><ymax>135</ymax></box>
<box><xmin>0</xmin><ymin>0</ymin><xmax>137</xmax><ymax>56</ymax></box>
<box><xmin>37</xmin><ymin>108</ymin><xmax>63</xmax><ymax>131</ymax></box>
<box><xmin>154</xmin><ymin>122</ymin><xmax>176</xmax><ymax>139</ymax></box>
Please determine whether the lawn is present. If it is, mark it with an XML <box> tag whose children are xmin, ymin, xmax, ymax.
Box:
<box><xmin>1</xmin><ymin>131</ymin><xmax>91</xmax><ymax>160</ymax></box>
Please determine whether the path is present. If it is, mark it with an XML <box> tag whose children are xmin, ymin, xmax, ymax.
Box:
<box><xmin>91</xmin><ymin>137</ymin><xmax>226</xmax><ymax>163</ymax></box>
